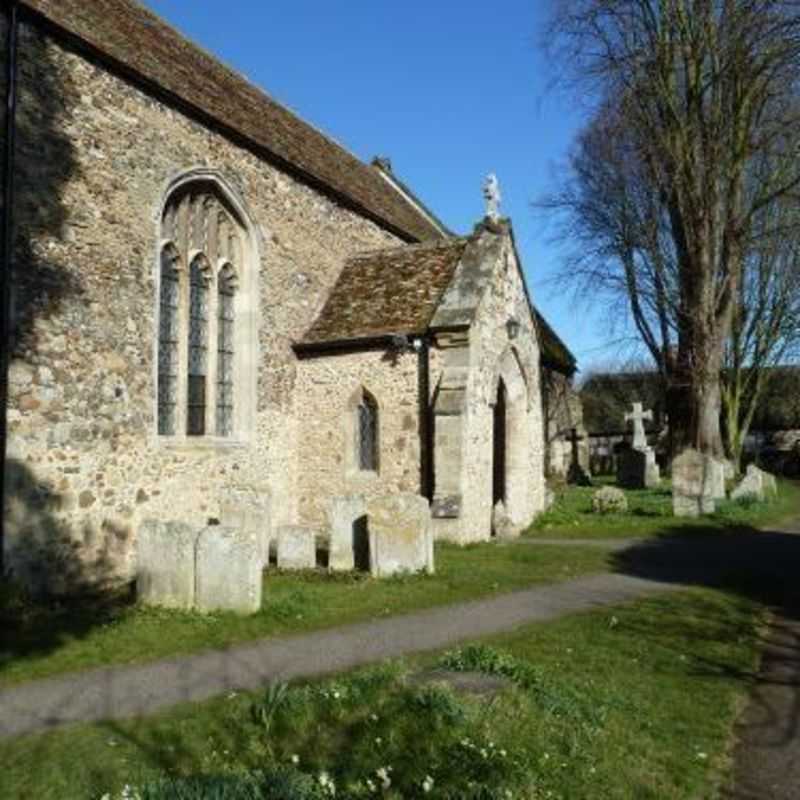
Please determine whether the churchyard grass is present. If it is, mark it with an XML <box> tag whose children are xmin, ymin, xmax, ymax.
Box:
<box><xmin>528</xmin><ymin>477</ymin><xmax>800</xmax><ymax>540</ymax></box>
<box><xmin>0</xmin><ymin>542</ymin><xmax>609</xmax><ymax>687</ymax></box>
<box><xmin>0</xmin><ymin>588</ymin><xmax>761</xmax><ymax>799</ymax></box>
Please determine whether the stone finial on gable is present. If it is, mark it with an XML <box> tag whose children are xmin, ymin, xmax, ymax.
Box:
<box><xmin>483</xmin><ymin>173</ymin><xmax>501</xmax><ymax>222</ymax></box>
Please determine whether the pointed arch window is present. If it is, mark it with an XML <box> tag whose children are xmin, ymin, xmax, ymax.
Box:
<box><xmin>187</xmin><ymin>256</ymin><xmax>210</xmax><ymax>436</ymax></box>
<box><xmin>157</xmin><ymin>246</ymin><xmax>180</xmax><ymax>435</ymax></box>
<box><xmin>156</xmin><ymin>177</ymin><xmax>254</xmax><ymax>443</ymax></box>
<box><xmin>357</xmin><ymin>392</ymin><xmax>379</xmax><ymax>472</ymax></box>
<box><xmin>216</xmin><ymin>265</ymin><xmax>236</xmax><ymax>437</ymax></box>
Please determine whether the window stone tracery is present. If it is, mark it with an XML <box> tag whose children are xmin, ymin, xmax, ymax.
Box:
<box><xmin>156</xmin><ymin>178</ymin><xmax>252</xmax><ymax>442</ymax></box>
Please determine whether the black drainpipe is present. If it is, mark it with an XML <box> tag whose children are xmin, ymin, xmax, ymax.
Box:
<box><xmin>418</xmin><ymin>335</ymin><xmax>433</xmax><ymax>501</ymax></box>
<box><xmin>1</xmin><ymin>0</ymin><xmax>19</xmax><ymax>578</ymax></box>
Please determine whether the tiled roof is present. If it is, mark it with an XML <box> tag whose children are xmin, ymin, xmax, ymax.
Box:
<box><xmin>21</xmin><ymin>0</ymin><xmax>445</xmax><ymax>242</ymax></box>
<box><xmin>301</xmin><ymin>239</ymin><xmax>469</xmax><ymax>345</ymax></box>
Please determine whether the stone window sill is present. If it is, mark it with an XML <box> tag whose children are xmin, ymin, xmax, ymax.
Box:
<box><xmin>154</xmin><ymin>436</ymin><xmax>250</xmax><ymax>451</ymax></box>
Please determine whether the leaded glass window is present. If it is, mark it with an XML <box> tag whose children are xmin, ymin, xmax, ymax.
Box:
<box><xmin>216</xmin><ymin>266</ymin><xmax>235</xmax><ymax>436</ymax></box>
<box><xmin>157</xmin><ymin>248</ymin><xmax>179</xmax><ymax>435</ymax></box>
<box><xmin>357</xmin><ymin>393</ymin><xmax>379</xmax><ymax>471</ymax></box>
<box><xmin>187</xmin><ymin>257</ymin><xmax>209</xmax><ymax>436</ymax></box>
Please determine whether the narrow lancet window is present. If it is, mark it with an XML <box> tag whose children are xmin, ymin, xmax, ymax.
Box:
<box><xmin>216</xmin><ymin>266</ymin><xmax>235</xmax><ymax>436</ymax></box>
<box><xmin>187</xmin><ymin>257</ymin><xmax>209</xmax><ymax>436</ymax></box>
<box><xmin>157</xmin><ymin>248</ymin><xmax>179</xmax><ymax>435</ymax></box>
<box><xmin>357</xmin><ymin>392</ymin><xmax>379</xmax><ymax>471</ymax></box>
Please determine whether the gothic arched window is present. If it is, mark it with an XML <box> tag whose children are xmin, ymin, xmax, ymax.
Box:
<box><xmin>216</xmin><ymin>264</ymin><xmax>236</xmax><ymax>436</ymax></box>
<box><xmin>357</xmin><ymin>391</ymin><xmax>379</xmax><ymax>472</ymax></box>
<box><xmin>157</xmin><ymin>245</ymin><xmax>180</xmax><ymax>435</ymax></box>
<box><xmin>187</xmin><ymin>256</ymin><xmax>210</xmax><ymax>436</ymax></box>
<box><xmin>156</xmin><ymin>177</ymin><xmax>253</xmax><ymax>442</ymax></box>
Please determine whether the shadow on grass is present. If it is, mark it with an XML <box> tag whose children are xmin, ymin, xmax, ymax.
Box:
<box><xmin>611</xmin><ymin>514</ymin><xmax>800</xmax><ymax>753</ymax></box>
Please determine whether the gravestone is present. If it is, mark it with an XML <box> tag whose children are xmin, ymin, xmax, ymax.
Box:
<box><xmin>329</xmin><ymin>495</ymin><xmax>366</xmax><ymax>571</ymax></box>
<box><xmin>137</xmin><ymin>520</ymin><xmax>197</xmax><ymax>609</ymax></box>
<box><xmin>195</xmin><ymin>525</ymin><xmax>262</xmax><ymax>614</ymax></box>
<box><xmin>617</xmin><ymin>402</ymin><xmax>660</xmax><ymax>489</ymax></box>
<box><xmin>276</xmin><ymin>525</ymin><xmax>317</xmax><ymax>570</ymax></box>
<box><xmin>707</xmin><ymin>458</ymin><xmax>727</xmax><ymax>500</ymax></box>
<box><xmin>672</xmin><ymin>449</ymin><xmax>716</xmax><ymax>516</ymax></box>
<box><xmin>366</xmin><ymin>493</ymin><xmax>435</xmax><ymax>577</ymax></box>
<box><xmin>566</xmin><ymin>427</ymin><xmax>591</xmax><ymax>486</ymax></box>
<box><xmin>219</xmin><ymin>484</ymin><xmax>271</xmax><ymax>567</ymax></box>
<box><xmin>731</xmin><ymin>463</ymin><xmax>765</xmax><ymax>502</ymax></box>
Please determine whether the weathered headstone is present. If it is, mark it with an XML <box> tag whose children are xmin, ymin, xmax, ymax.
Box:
<box><xmin>366</xmin><ymin>493</ymin><xmax>434</xmax><ymax>577</ymax></box>
<box><xmin>731</xmin><ymin>463</ymin><xmax>764</xmax><ymax>502</ymax></box>
<box><xmin>137</xmin><ymin>520</ymin><xmax>197</xmax><ymax>609</ymax></box>
<box><xmin>276</xmin><ymin>525</ymin><xmax>317</xmax><ymax>570</ymax></box>
<box><xmin>195</xmin><ymin>525</ymin><xmax>262</xmax><ymax>614</ymax></box>
<box><xmin>672</xmin><ymin>449</ymin><xmax>716</xmax><ymax>516</ymax></box>
<box><xmin>219</xmin><ymin>485</ymin><xmax>271</xmax><ymax>567</ymax></box>
<box><xmin>329</xmin><ymin>495</ymin><xmax>366</xmax><ymax>571</ymax></box>
<box><xmin>708</xmin><ymin>458</ymin><xmax>727</xmax><ymax>500</ymax></box>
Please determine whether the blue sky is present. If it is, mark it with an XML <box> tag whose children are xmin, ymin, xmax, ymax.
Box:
<box><xmin>143</xmin><ymin>0</ymin><xmax>622</xmax><ymax>371</ymax></box>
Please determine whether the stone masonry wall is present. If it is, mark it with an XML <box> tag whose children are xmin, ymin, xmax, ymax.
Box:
<box><xmin>4</xmin><ymin>24</ymin><xmax>403</xmax><ymax>592</ymax></box>
<box><xmin>459</xmin><ymin>234</ymin><xmax>546</xmax><ymax>541</ymax></box>
<box><xmin>295</xmin><ymin>349</ymin><xmax>422</xmax><ymax>530</ymax></box>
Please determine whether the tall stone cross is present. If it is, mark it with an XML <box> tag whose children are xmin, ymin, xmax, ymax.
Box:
<box><xmin>624</xmin><ymin>402</ymin><xmax>653</xmax><ymax>450</ymax></box>
<box><xmin>567</xmin><ymin>427</ymin><xmax>587</xmax><ymax>472</ymax></box>
<box><xmin>483</xmin><ymin>173</ymin><xmax>501</xmax><ymax>222</ymax></box>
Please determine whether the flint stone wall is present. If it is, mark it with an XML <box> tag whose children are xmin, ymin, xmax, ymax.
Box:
<box><xmin>367</xmin><ymin>493</ymin><xmax>434</xmax><ymax>577</ymax></box>
<box><xmin>4</xmin><ymin>23</ymin><xmax>403</xmax><ymax>591</ymax></box>
<box><xmin>295</xmin><ymin>350</ymin><xmax>422</xmax><ymax>530</ymax></box>
<box><xmin>195</xmin><ymin>525</ymin><xmax>262</xmax><ymax>614</ymax></box>
<box><xmin>430</xmin><ymin>226</ymin><xmax>545</xmax><ymax>544</ymax></box>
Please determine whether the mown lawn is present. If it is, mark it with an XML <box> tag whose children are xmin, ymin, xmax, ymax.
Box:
<box><xmin>0</xmin><ymin>542</ymin><xmax>610</xmax><ymax>687</ymax></box>
<box><xmin>528</xmin><ymin>476</ymin><xmax>800</xmax><ymax>540</ymax></box>
<box><xmin>0</xmin><ymin>588</ymin><xmax>763</xmax><ymax>800</ymax></box>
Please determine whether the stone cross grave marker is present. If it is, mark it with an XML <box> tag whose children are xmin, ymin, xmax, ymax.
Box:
<box><xmin>483</xmin><ymin>173</ymin><xmax>501</xmax><ymax>222</ymax></box>
<box><xmin>624</xmin><ymin>402</ymin><xmax>653</xmax><ymax>451</ymax></box>
<box><xmin>566</xmin><ymin>427</ymin><xmax>591</xmax><ymax>485</ymax></box>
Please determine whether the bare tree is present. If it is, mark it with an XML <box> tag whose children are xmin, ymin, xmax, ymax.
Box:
<box><xmin>722</xmin><ymin>191</ymin><xmax>800</xmax><ymax>466</ymax></box>
<box><xmin>544</xmin><ymin>0</ymin><xmax>800</xmax><ymax>457</ymax></box>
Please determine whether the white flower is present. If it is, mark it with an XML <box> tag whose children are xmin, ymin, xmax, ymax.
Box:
<box><xmin>369</xmin><ymin>713</ymin><xmax>379</xmax><ymax>722</ymax></box>
<box><xmin>422</xmin><ymin>775</ymin><xmax>434</xmax><ymax>793</ymax></box>
<box><xmin>500</xmin><ymin>749</ymin><xmax>507</xmax><ymax>758</ymax></box>
<box><xmin>366</xmin><ymin>778</ymin><xmax>376</xmax><ymax>792</ymax></box>
<box><xmin>376</xmin><ymin>766</ymin><xmax>392</xmax><ymax>789</ymax></box>
<box><xmin>696</xmin><ymin>751</ymin><xmax>708</xmax><ymax>760</ymax></box>
<box><xmin>375</xmin><ymin>736</ymin><xmax>383</xmax><ymax>745</ymax></box>
<box><xmin>480</xmin><ymin>748</ymin><xmax>488</xmax><ymax>758</ymax></box>
<box><xmin>332</xmin><ymin>690</ymin><xmax>341</xmax><ymax>700</ymax></box>
<box><xmin>290</xmin><ymin>754</ymin><xmax>300</xmax><ymax>764</ymax></box>
<box><xmin>318</xmin><ymin>771</ymin><xmax>336</xmax><ymax>796</ymax></box>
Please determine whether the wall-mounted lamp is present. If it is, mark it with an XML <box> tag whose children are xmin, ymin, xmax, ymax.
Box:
<box><xmin>506</xmin><ymin>317</ymin><xmax>520</xmax><ymax>340</ymax></box>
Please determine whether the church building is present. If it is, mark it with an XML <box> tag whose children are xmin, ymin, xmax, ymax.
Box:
<box><xmin>1</xmin><ymin>0</ymin><xmax>577</xmax><ymax>592</ymax></box>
